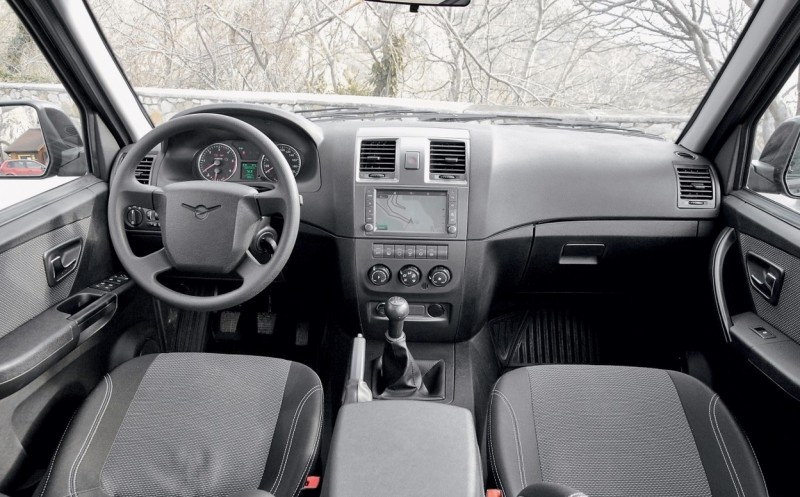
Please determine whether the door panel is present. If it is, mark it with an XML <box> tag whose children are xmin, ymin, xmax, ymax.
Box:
<box><xmin>0</xmin><ymin>217</ymin><xmax>91</xmax><ymax>338</ymax></box>
<box><xmin>715</xmin><ymin>193</ymin><xmax>800</xmax><ymax>398</ymax></box>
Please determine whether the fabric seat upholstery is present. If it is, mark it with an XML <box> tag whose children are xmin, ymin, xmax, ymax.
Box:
<box><xmin>488</xmin><ymin>365</ymin><xmax>768</xmax><ymax>497</ymax></box>
<box><xmin>38</xmin><ymin>353</ymin><xmax>323</xmax><ymax>497</ymax></box>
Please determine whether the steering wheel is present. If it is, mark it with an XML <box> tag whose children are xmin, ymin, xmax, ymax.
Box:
<box><xmin>108</xmin><ymin>113</ymin><xmax>300</xmax><ymax>311</ymax></box>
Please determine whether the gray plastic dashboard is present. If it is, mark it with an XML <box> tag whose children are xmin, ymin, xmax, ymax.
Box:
<box><xmin>299</xmin><ymin>120</ymin><xmax>719</xmax><ymax>240</ymax></box>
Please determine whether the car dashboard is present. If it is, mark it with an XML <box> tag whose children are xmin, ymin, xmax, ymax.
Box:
<box><xmin>122</xmin><ymin>104</ymin><xmax>720</xmax><ymax>342</ymax></box>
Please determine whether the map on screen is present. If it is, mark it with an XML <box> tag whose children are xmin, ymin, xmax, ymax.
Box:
<box><xmin>375</xmin><ymin>190</ymin><xmax>447</xmax><ymax>233</ymax></box>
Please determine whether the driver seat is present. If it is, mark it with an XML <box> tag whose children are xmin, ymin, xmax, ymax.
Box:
<box><xmin>36</xmin><ymin>353</ymin><xmax>323</xmax><ymax>497</ymax></box>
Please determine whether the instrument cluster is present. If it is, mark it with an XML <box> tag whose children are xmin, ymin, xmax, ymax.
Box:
<box><xmin>195</xmin><ymin>140</ymin><xmax>302</xmax><ymax>183</ymax></box>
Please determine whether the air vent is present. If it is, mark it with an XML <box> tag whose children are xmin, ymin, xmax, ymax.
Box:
<box><xmin>675</xmin><ymin>151</ymin><xmax>696</xmax><ymax>160</ymax></box>
<box><xmin>359</xmin><ymin>140</ymin><xmax>397</xmax><ymax>178</ymax></box>
<box><xmin>676</xmin><ymin>166</ymin><xmax>714</xmax><ymax>208</ymax></box>
<box><xmin>430</xmin><ymin>140</ymin><xmax>466</xmax><ymax>179</ymax></box>
<box><xmin>134</xmin><ymin>156</ymin><xmax>155</xmax><ymax>185</ymax></box>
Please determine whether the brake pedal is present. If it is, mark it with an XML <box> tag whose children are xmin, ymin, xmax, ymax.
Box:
<box><xmin>219</xmin><ymin>311</ymin><xmax>240</xmax><ymax>334</ymax></box>
<box><xmin>257</xmin><ymin>312</ymin><xmax>277</xmax><ymax>335</ymax></box>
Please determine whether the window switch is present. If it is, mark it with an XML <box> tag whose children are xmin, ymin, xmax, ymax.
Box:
<box><xmin>752</xmin><ymin>327</ymin><xmax>776</xmax><ymax>339</ymax></box>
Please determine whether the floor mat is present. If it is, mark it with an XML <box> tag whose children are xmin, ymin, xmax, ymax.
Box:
<box><xmin>489</xmin><ymin>307</ymin><xmax>600</xmax><ymax>369</ymax></box>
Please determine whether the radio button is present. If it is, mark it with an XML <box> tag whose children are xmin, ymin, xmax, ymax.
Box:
<box><xmin>364</xmin><ymin>223</ymin><xmax>375</xmax><ymax>232</ymax></box>
<box><xmin>447</xmin><ymin>225</ymin><xmax>457</xmax><ymax>234</ymax></box>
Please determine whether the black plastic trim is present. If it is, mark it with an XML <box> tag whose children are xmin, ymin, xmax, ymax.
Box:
<box><xmin>711</xmin><ymin>226</ymin><xmax>736</xmax><ymax>341</ymax></box>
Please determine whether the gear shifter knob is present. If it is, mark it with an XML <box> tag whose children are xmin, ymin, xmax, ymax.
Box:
<box><xmin>385</xmin><ymin>296</ymin><xmax>409</xmax><ymax>339</ymax></box>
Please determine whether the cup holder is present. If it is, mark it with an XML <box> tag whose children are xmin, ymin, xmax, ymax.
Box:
<box><xmin>57</xmin><ymin>293</ymin><xmax>101</xmax><ymax>316</ymax></box>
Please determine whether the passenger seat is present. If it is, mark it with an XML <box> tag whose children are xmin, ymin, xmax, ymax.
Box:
<box><xmin>488</xmin><ymin>365</ymin><xmax>767</xmax><ymax>497</ymax></box>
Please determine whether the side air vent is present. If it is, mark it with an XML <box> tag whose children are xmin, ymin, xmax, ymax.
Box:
<box><xmin>676</xmin><ymin>165</ymin><xmax>714</xmax><ymax>208</ymax></box>
<box><xmin>429</xmin><ymin>140</ymin><xmax>467</xmax><ymax>180</ymax></box>
<box><xmin>134</xmin><ymin>156</ymin><xmax>155</xmax><ymax>185</ymax></box>
<box><xmin>359</xmin><ymin>140</ymin><xmax>397</xmax><ymax>179</ymax></box>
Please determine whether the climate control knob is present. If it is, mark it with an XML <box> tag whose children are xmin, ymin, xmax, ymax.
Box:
<box><xmin>428</xmin><ymin>266</ymin><xmax>452</xmax><ymax>287</ymax></box>
<box><xmin>398</xmin><ymin>265</ymin><xmax>421</xmax><ymax>286</ymax></box>
<box><xmin>368</xmin><ymin>264</ymin><xmax>391</xmax><ymax>286</ymax></box>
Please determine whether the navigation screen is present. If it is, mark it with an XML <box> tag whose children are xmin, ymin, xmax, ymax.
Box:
<box><xmin>375</xmin><ymin>190</ymin><xmax>447</xmax><ymax>234</ymax></box>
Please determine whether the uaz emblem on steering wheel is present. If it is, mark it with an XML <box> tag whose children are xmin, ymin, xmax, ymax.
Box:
<box><xmin>181</xmin><ymin>203</ymin><xmax>222</xmax><ymax>220</ymax></box>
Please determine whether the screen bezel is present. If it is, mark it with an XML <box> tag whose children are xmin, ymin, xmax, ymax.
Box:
<box><xmin>374</xmin><ymin>189</ymin><xmax>448</xmax><ymax>235</ymax></box>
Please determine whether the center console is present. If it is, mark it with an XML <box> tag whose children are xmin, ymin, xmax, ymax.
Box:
<box><xmin>353</xmin><ymin>128</ymin><xmax>470</xmax><ymax>341</ymax></box>
<box><xmin>322</xmin><ymin>400</ymin><xmax>483</xmax><ymax>497</ymax></box>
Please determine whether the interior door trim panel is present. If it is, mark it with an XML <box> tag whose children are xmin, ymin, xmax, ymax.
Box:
<box><xmin>0</xmin><ymin>218</ymin><xmax>91</xmax><ymax>339</ymax></box>
<box><xmin>730</xmin><ymin>312</ymin><xmax>800</xmax><ymax>400</ymax></box>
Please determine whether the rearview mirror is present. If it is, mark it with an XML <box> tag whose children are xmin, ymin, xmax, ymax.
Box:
<box><xmin>366</xmin><ymin>0</ymin><xmax>470</xmax><ymax>10</ymax></box>
<box><xmin>0</xmin><ymin>101</ymin><xmax>85</xmax><ymax>178</ymax></box>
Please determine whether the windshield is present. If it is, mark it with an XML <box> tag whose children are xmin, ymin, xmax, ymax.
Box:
<box><xmin>87</xmin><ymin>0</ymin><xmax>756</xmax><ymax>140</ymax></box>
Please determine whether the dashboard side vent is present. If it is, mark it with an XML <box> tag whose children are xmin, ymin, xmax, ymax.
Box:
<box><xmin>359</xmin><ymin>140</ymin><xmax>397</xmax><ymax>178</ymax></box>
<box><xmin>676</xmin><ymin>165</ymin><xmax>714</xmax><ymax>208</ymax></box>
<box><xmin>429</xmin><ymin>140</ymin><xmax>467</xmax><ymax>180</ymax></box>
<box><xmin>134</xmin><ymin>156</ymin><xmax>155</xmax><ymax>185</ymax></box>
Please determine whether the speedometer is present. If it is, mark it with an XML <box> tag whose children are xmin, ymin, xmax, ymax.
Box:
<box><xmin>197</xmin><ymin>143</ymin><xmax>238</xmax><ymax>182</ymax></box>
<box><xmin>260</xmin><ymin>144</ymin><xmax>302</xmax><ymax>182</ymax></box>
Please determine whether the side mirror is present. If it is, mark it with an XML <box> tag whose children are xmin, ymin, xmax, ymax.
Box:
<box><xmin>0</xmin><ymin>101</ymin><xmax>85</xmax><ymax>178</ymax></box>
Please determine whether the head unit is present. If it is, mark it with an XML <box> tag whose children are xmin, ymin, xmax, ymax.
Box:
<box><xmin>364</xmin><ymin>188</ymin><xmax>458</xmax><ymax>237</ymax></box>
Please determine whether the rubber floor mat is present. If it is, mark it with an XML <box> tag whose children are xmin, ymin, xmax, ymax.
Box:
<box><xmin>490</xmin><ymin>307</ymin><xmax>600</xmax><ymax>368</ymax></box>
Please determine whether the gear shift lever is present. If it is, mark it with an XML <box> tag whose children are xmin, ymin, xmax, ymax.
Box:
<box><xmin>385</xmin><ymin>296</ymin><xmax>409</xmax><ymax>339</ymax></box>
<box><xmin>377</xmin><ymin>296</ymin><xmax>424</xmax><ymax>396</ymax></box>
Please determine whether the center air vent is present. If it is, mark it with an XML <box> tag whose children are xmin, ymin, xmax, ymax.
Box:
<box><xmin>430</xmin><ymin>140</ymin><xmax>466</xmax><ymax>179</ymax></box>
<box><xmin>359</xmin><ymin>140</ymin><xmax>397</xmax><ymax>178</ymax></box>
<box><xmin>676</xmin><ymin>166</ymin><xmax>714</xmax><ymax>208</ymax></box>
<box><xmin>134</xmin><ymin>156</ymin><xmax>155</xmax><ymax>185</ymax></box>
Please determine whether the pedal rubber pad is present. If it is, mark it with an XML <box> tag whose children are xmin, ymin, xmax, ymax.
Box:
<box><xmin>219</xmin><ymin>311</ymin><xmax>240</xmax><ymax>334</ymax></box>
<box><xmin>257</xmin><ymin>312</ymin><xmax>277</xmax><ymax>335</ymax></box>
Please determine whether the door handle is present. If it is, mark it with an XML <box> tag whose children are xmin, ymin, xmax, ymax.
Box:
<box><xmin>43</xmin><ymin>237</ymin><xmax>83</xmax><ymax>287</ymax></box>
<box><xmin>745</xmin><ymin>252</ymin><xmax>784</xmax><ymax>305</ymax></box>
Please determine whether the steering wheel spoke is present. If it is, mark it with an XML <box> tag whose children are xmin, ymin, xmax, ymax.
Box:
<box><xmin>236</xmin><ymin>252</ymin><xmax>265</xmax><ymax>283</ymax></box>
<box><xmin>119</xmin><ymin>182</ymin><xmax>162</xmax><ymax>211</ymax></box>
<box><xmin>255</xmin><ymin>186</ymin><xmax>289</xmax><ymax>216</ymax></box>
<box><xmin>139</xmin><ymin>248</ymin><xmax>173</xmax><ymax>275</ymax></box>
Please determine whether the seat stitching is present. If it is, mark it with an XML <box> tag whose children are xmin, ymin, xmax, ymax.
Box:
<box><xmin>744</xmin><ymin>433</ymin><xmax>769</xmax><ymax>494</ymax></box>
<box><xmin>708</xmin><ymin>394</ymin><xmax>742</xmax><ymax>497</ymax></box>
<box><xmin>68</xmin><ymin>375</ymin><xmax>112</xmax><ymax>497</ymax></box>
<box><xmin>713</xmin><ymin>395</ymin><xmax>746</xmax><ymax>497</ymax></box>
<box><xmin>290</xmin><ymin>385</ymin><xmax>323</xmax><ymax>497</ymax></box>
<box><xmin>270</xmin><ymin>385</ymin><xmax>323</xmax><ymax>494</ymax></box>
<box><xmin>99</xmin><ymin>358</ymin><xmax>160</xmax><ymax>494</ymax></box>
<box><xmin>72</xmin><ymin>376</ymin><xmax>113</xmax><ymax>497</ymax></box>
<box><xmin>40</xmin><ymin>412</ymin><xmax>76</xmax><ymax>497</ymax></box>
<box><xmin>487</xmin><ymin>389</ymin><xmax>507</xmax><ymax>497</ymax></box>
<box><xmin>493</xmin><ymin>390</ymin><xmax>526</xmax><ymax>488</ymax></box>
<box><xmin>526</xmin><ymin>369</ymin><xmax>545</xmax><ymax>480</ymax></box>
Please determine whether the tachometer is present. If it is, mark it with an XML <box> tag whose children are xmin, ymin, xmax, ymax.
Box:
<box><xmin>197</xmin><ymin>143</ymin><xmax>238</xmax><ymax>182</ymax></box>
<box><xmin>260</xmin><ymin>144</ymin><xmax>302</xmax><ymax>182</ymax></box>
